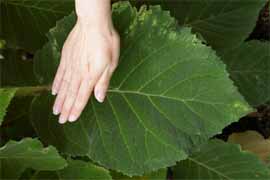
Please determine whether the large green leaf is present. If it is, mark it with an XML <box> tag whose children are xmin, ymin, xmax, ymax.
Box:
<box><xmin>173</xmin><ymin>140</ymin><xmax>270</xmax><ymax>179</ymax></box>
<box><xmin>32</xmin><ymin>2</ymin><xmax>252</xmax><ymax>176</ymax></box>
<box><xmin>221</xmin><ymin>41</ymin><xmax>270</xmax><ymax>106</ymax></box>
<box><xmin>0</xmin><ymin>138</ymin><xmax>67</xmax><ymax>179</ymax></box>
<box><xmin>161</xmin><ymin>0</ymin><xmax>267</xmax><ymax>51</ymax></box>
<box><xmin>0</xmin><ymin>0</ymin><xmax>74</xmax><ymax>51</ymax></box>
<box><xmin>0</xmin><ymin>88</ymin><xmax>17</xmax><ymax>125</ymax></box>
<box><xmin>31</xmin><ymin>159</ymin><xmax>112</xmax><ymax>180</ymax></box>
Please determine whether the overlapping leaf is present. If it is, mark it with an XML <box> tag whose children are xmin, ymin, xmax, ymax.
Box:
<box><xmin>111</xmin><ymin>168</ymin><xmax>167</xmax><ymax>180</ymax></box>
<box><xmin>0</xmin><ymin>138</ymin><xmax>66</xmax><ymax>179</ymax></box>
<box><xmin>0</xmin><ymin>88</ymin><xmax>17</xmax><ymax>125</ymax></box>
<box><xmin>173</xmin><ymin>140</ymin><xmax>270</xmax><ymax>179</ymax></box>
<box><xmin>32</xmin><ymin>2</ymin><xmax>252</xmax><ymax>176</ymax></box>
<box><xmin>32</xmin><ymin>159</ymin><xmax>112</xmax><ymax>180</ymax></box>
<box><xmin>221</xmin><ymin>41</ymin><xmax>270</xmax><ymax>106</ymax></box>
<box><xmin>0</xmin><ymin>0</ymin><xmax>74</xmax><ymax>51</ymax></box>
<box><xmin>162</xmin><ymin>0</ymin><xmax>267</xmax><ymax>50</ymax></box>
<box><xmin>0</xmin><ymin>96</ymin><xmax>36</xmax><ymax>146</ymax></box>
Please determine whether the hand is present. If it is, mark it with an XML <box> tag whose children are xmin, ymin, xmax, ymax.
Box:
<box><xmin>51</xmin><ymin>19</ymin><xmax>120</xmax><ymax>124</ymax></box>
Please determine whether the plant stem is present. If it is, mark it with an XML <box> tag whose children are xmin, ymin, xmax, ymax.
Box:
<box><xmin>14</xmin><ymin>85</ymin><xmax>51</xmax><ymax>97</ymax></box>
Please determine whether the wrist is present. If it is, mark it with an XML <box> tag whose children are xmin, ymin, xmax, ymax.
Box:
<box><xmin>76</xmin><ymin>17</ymin><xmax>114</xmax><ymax>34</ymax></box>
<box><xmin>75</xmin><ymin>0</ymin><xmax>111</xmax><ymax>25</ymax></box>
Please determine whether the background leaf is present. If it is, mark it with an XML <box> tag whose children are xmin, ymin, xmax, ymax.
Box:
<box><xmin>173</xmin><ymin>140</ymin><xmax>270</xmax><ymax>179</ymax></box>
<box><xmin>0</xmin><ymin>88</ymin><xmax>17</xmax><ymax>125</ymax></box>
<box><xmin>0</xmin><ymin>138</ymin><xmax>67</xmax><ymax>179</ymax></box>
<box><xmin>221</xmin><ymin>41</ymin><xmax>270</xmax><ymax>106</ymax></box>
<box><xmin>32</xmin><ymin>2</ymin><xmax>252</xmax><ymax>176</ymax></box>
<box><xmin>0</xmin><ymin>49</ymin><xmax>37</xmax><ymax>87</ymax></box>
<box><xmin>0</xmin><ymin>0</ymin><xmax>74</xmax><ymax>51</ymax></box>
<box><xmin>31</xmin><ymin>159</ymin><xmax>112</xmax><ymax>180</ymax></box>
<box><xmin>0</xmin><ymin>96</ymin><xmax>36</xmax><ymax>146</ymax></box>
<box><xmin>161</xmin><ymin>0</ymin><xmax>267</xmax><ymax>51</ymax></box>
<box><xmin>111</xmin><ymin>168</ymin><xmax>167</xmax><ymax>180</ymax></box>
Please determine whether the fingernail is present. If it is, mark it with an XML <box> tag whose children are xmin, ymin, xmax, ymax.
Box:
<box><xmin>95</xmin><ymin>91</ymin><xmax>104</xmax><ymax>103</ymax></box>
<box><xmin>53</xmin><ymin>107</ymin><xmax>60</xmax><ymax>115</ymax></box>
<box><xmin>59</xmin><ymin>116</ymin><xmax>66</xmax><ymax>124</ymax></box>
<box><xmin>69</xmin><ymin>115</ymin><xmax>77</xmax><ymax>122</ymax></box>
<box><xmin>52</xmin><ymin>89</ymin><xmax>57</xmax><ymax>96</ymax></box>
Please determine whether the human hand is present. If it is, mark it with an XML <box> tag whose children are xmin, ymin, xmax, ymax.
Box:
<box><xmin>51</xmin><ymin>13</ymin><xmax>120</xmax><ymax>124</ymax></box>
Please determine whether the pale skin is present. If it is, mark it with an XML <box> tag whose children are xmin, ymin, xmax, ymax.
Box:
<box><xmin>52</xmin><ymin>0</ymin><xmax>119</xmax><ymax>124</ymax></box>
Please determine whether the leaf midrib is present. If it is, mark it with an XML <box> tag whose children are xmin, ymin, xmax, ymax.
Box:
<box><xmin>188</xmin><ymin>157</ymin><xmax>231</xmax><ymax>180</ymax></box>
<box><xmin>107</xmin><ymin>89</ymin><xmax>228</xmax><ymax>106</ymax></box>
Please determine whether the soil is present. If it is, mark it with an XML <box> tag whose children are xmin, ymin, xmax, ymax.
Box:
<box><xmin>216</xmin><ymin>1</ymin><xmax>270</xmax><ymax>141</ymax></box>
<box><xmin>215</xmin><ymin>105</ymin><xmax>270</xmax><ymax>141</ymax></box>
<box><xmin>247</xmin><ymin>1</ymin><xmax>270</xmax><ymax>41</ymax></box>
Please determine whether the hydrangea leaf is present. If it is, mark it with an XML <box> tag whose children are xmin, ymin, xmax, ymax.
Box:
<box><xmin>221</xmin><ymin>41</ymin><xmax>270</xmax><ymax>106</ymax></box>
<box><xmin>0</xmin><ymin>138</ymin><xmax>67</xmax><ymax>179</ymax></box>
<box><xmin>173</xmin><ymin>140</ymin><xmax>270</xmax><ymax>179</ymax></box>
<box><xmin>32</xmin><ymin>2</ymin><xmax>252</xmax><ymax>176</ymax></box>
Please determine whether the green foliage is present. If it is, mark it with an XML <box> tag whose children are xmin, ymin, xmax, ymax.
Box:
<box><xmin>162</xmin><ymin>0</ymin><xmax>267</xmax><ymax>51</ymax></box>
<box><xmin>0</xmin><ymin>0</ymin><xmax>269</xmax><ymax>179</ymax></box>
<box><xmin>173</xmin><ymin>140</ymin><xmax>270</xmax><ymax>179</ymax></box>
<box><xmin>0</xmin><ymin>96</ymin><xmax>35</xmax><ymax>146</ymax></box>
<box><xmin>221</xmin><ymin>41</ymin><xmax>270</xmax><ymax>106</ymax></box>
<box><xmin>32</xmin><ymin>159</ymin><xmax>112</xmax><ymax>180</ymax></box>
<box><xmin>0</xmin><ymin>88</ymin><xmax>17</xmax><ymax>125</ymax></box>
<box><xmin>32</xmin><ymin>2</ymin><xmax>251</xmax><ymax>176</ymax></box>
<box><xmin>0</xmin><ymin>138</ymin><xmax>66</xmax><ymax>179</ymax></box>
<box><xmin>0</xmin><ymin>0</ymin><xmax>74</xmax><ymax>51</ymax></box>
<box><xmin>111</xmin><ymin>168</ymin><xmax>167</xmax><ymax>180</ymax></box>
